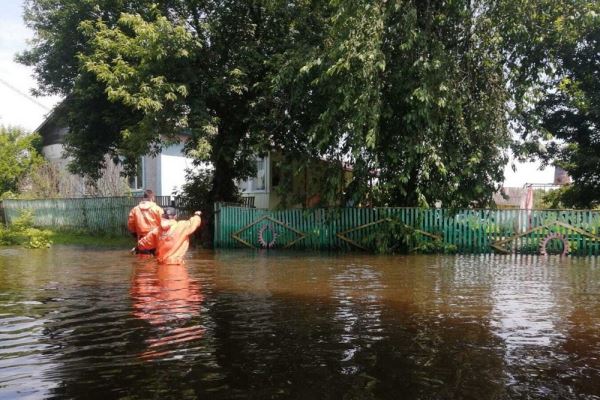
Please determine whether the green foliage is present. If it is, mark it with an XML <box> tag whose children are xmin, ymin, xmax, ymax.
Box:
<box><xmin>174</xmin><ymin>168</ymin><xmax>240</xmax><ymax>246</ymax></box>
<box><xmin>49</xmin><ymin>230</ymin><xmax>132</xmax><ymax>247</ymax></box>
<box><xmin>271</xmin><ymin>0</ymin><xmax>527</xmax><ymax>208</ymax></box>
<box><xmin>360</xmin><ymin>218</ymin><xmax>456</xmax><ymax>255</ymax></box>
<box><xmin>0</xmin><ymin>126</ymin><xmax>44</xmax><ymax>197</ymax></box>
<box><xmin>361</xmin><ymin>219</ymin><xmax>417</xmax><ymax>254</ymax></box>
<box><xmin>539</xmin><ymin>187</ymin><xmax>569</xmax><ymax>209</ymax></box>
<box><xmin>19</xmin><ymin>0</ymin><xmax>291</xmax><ymax>202</ymax></box>
<box><xmin>20</xmin><ymin>0</ymin><xmax>592</xmax><ymax>214</ymax></box>
<box><xmin>516</xmin><ymin>2</ymin><xmax>600</xmax><ymax>208</ymax></box>
<box><xmin>0</xmin><ymin>211</ymin><xmax>52</xmax><ymax>249</ymax></box>
<box><xmin>174</xmin><ymin>168</ymin><xmax>239</xmax><ymax>214</ymax></box>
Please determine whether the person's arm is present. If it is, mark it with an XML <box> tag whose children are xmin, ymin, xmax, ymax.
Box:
<box><xmin>137</xmin><ymin>228</ymin><xmax>158</xmax><ymax>250</ymax></box>
<box><xmin>182</xmin><ymin>212</ymin><xmax>202</xmax><ymax>236</ymax></box>
<box><xmin>152</xmin><ymin>204</ymin><xmax>164</xmax><ymax>226</ymax></box>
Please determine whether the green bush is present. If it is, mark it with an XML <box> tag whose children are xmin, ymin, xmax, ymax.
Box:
<box><xmin>360</xmin><ymin>218</ymin><xmax>457</xmax><ymax>254</ymax></box>
<box><xmin>0</xmin><ymin>210</ymin><xmax>52</xmax><ymax>249</ymax></box>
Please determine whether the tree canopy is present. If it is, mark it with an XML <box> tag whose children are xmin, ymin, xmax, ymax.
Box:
<box><xmin>19</xmin><ymin>0</ymin><xmax>596</xmax><ymax>209</ymax></box>
<box><xmin>272</xmin><ymin>0</ymin><xmax>513</xmax><ymax>207</ymax></box>
<box><xmin>20</xmin><ymin>0</ymin><xmax>307</xmax><ymax>203</ymax></box>
<box><xmin>517</xmin><ymin>5</ymin><xmax>600</xmax><ymax>208</ymax></box>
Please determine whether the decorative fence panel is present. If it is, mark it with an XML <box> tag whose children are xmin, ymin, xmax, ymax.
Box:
<box><xmin>1</xmin><ymin>196</ymin><xmax>184</xmax><ymax>235</ymax></box>
<box><xmin>214</xmin><ymin>204</ymin><xmax>600</xmax><ymax>255</ymax></box>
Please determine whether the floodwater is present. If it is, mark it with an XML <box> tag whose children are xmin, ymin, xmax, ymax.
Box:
<box><xmin>1</xmin><ymin>248</ymin><xmax>600</xmax><ymax>400</ymax></box>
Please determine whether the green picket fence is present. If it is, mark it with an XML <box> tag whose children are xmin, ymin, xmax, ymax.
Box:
<box><xmin>214</xmin><ymin>203</ymin><xmax>600</xmax><ymax>255</ymax></box>
<box><xmin>1</xmin><ymin>196</ymin><xmax>184</xmax><ymax>235</ymax></box>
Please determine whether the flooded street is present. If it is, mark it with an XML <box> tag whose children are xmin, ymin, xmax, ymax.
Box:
<box><xmin>1</xmin><ymin>247</ymin><xmax>600</xmax><ymax>399</ymax></box>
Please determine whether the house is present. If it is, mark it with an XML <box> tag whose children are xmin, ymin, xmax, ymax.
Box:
<box><xmin>37</xmin><ymin>107</ymin><xmax>195</xmax><ymax>197</ymax></box>
<box><xmin>493</xmin><ymin>166</ymin><xmax>572</xmax><ymax>209</ymax></box>
<box><xmin>37</xmin><ymin>107</ymin><xmax>352</xmax><ymax>208</ymax></box>
<box><xmin>238</xmin><ymin>153</ymin><xmax>353</xmax><ymax>209</ymax></box>
<box><xmin>492</xmin><ymin>186</ymin><xmax>533</xmax><ymax>209</ymax></box>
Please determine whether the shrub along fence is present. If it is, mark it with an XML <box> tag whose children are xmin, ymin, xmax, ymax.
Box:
<box><xmin>214</xmin><ymin>204</ymin><xmax>600</xmax><ymax>255</ymax></box>
<box><xmin>1</xmin><ymin>196</ymin><xmax>184</xmax><ymax>235</ymax></box>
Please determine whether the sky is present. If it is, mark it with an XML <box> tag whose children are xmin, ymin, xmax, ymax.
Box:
<box><xmin>0</xmin><ymin>0</ymin><xmax>554</xmax><ymax>187</ymax></box>
<box><xmin>0</xmin><ymin>0</ymin><xmax>61</xmax><ymax>131</ymax></box>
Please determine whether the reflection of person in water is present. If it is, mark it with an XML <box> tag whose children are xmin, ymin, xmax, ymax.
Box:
<box><xmin>131</xmin><ymin>261</ymin><xmax>204</xmax><ymax>359</ymax></box>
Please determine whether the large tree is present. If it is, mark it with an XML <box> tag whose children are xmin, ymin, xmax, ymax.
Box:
<box><xmin>269</xmin><ymin>0</ymin><xmax>593</xmax><ymax>208</ymax></box>
<box><xmin>518</xmin><ymin>5</ymin><xmax>600</xmax><ymax>208</ymax></box>
<box><xmin>21</xmin><ymin>0</ymin><xmax>583</xmax><ymax>210</ymax></box>
<box><xmin>20</xmin><ymin>0</ymin><xmax>302</xmax><ymax>203</ymax></box>
<box><xmin>269</xmin><ymin>0</ymin><xmax>519</xmax><ymax>208</ymax></box>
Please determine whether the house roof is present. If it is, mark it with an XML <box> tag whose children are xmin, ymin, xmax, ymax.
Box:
<box><xmin>35</xmin><ymin>101</ymin><xmax>69</xmax><ymax>146</ymax></box>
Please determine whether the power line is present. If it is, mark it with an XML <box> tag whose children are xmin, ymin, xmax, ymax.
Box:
<box><xmin>0</xmin><ymin>76</ymin><xmax>51</xmax><ymax>112</ymax></box>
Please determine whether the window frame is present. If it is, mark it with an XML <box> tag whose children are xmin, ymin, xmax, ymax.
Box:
<box><xmin>240</xmin><ymin>155</ymin><xmax>268</xmax><ymax>194</ymax></box>
<box><xmin>128</xmin><ymin>157</ymin><xmax>145</xmax><ymax>191</ymax></box>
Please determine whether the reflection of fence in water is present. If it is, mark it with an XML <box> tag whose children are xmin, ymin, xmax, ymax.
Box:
<box><xmin>216</xmin><ymin>204</ymin><xmax>600</xmax><ymax>255</ymax></box>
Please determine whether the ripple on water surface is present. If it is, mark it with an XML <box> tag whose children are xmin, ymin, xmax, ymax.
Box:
<box><xmin>1</xmin><ymin>249</ymin><xmax>600</xmax><ymax>399</ymax></box>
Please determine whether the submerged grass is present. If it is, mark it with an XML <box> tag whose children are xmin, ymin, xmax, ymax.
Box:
<box><xmin>49</xmin><ymin>231</ymin><xmax>133</xmax><ymax>248</ymax></box>
<box><xmin>1</xmin><ymin>210</ymin><xmax>133</xmax><ymax>249</ymax></box>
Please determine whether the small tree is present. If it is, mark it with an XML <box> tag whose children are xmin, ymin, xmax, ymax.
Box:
<box><xmin>0</xmin><ymin>126</ymin><xmax>44</xmax><ymax>197</ymax></box>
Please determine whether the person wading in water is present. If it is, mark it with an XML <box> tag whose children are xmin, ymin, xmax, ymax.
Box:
<box><xmin>128</xmin><ymin>189</ymin><xmax>164</xmax><ymax>254</ymax></box>
<box><xmin>137</xmin><ymin>208</ymin><xmax>202</xmax><ymax>264</ymax></box>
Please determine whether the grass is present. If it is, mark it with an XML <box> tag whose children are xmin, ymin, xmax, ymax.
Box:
<box><xmin>49</xmin><ymin>230</ymin><xmax>134</xmax><ymax>248</ymax></box>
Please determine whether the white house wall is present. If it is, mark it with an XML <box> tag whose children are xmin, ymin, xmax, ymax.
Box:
<box><xmin>42</xmin><ymin>144</ymin><xmax>65</xmax><ymax>162</ymax></box>
<box><xmin>158</xmin><ymin>143</ymin><xmax>194</xmax><ymax>196</ymax></box>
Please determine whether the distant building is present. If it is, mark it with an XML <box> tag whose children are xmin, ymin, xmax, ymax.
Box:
<box><xmin>492</xmin><ymin>187</ymin><xmax>531</xmax><ymax>209</ymax></box>
<box><xmin>495</xmin><ymin>166</ymin><xmax>570</xmax><ymax>209</ymax></box>
<box><xmin>553</xmin><ymin>166</ymin><xmax>572</xmax><ymax>186</ymax></box>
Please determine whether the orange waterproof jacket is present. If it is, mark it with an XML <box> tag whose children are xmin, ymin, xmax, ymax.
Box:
<box><xmin>137</xmin><ymin>215</ymin><xmax>202</xmax><ymax>264</ymax></box>
<box><xmin>128</xmin><ymin>201</ymin><xmax>164</xmax><ymax>238</ymax></box>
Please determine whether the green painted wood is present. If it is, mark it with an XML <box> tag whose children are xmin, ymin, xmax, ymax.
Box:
<box><xmin>2</xmin><ymin>196</ymin><xmax>177</xmax><ymax>236</ymax></box>
<box><xmin>212</xmin><ymin>205</ymin><xmax>600</xmax><ymax>255</ymax></box>
<box><xmin>4</xmin><ymin>198</ymin><xmax>600</xmax><ymax>255</ymax></box>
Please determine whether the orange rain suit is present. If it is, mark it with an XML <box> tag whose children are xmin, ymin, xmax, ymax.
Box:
<box><xmin>137</xmin><ymin>215</ymin><xmax>202</xmax><ymax>264</ymax></box>
<box><xmin>127</xmin><ymin>201</ymin><xmax>164</xmax><ymax>239</ymax></box>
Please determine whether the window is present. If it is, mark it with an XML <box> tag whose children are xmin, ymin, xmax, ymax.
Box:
<box><xmin>240</xmin><ymin>156</ymin><xmax>268</xmax><ymax>193</ymax></box>
<box><xmin>253</xmin><ymin>157</ymin><xmax>266</xmax><ymax>191</ymax></box>
<box><xmin>128</xmin><ymin>157</ymin><xmax>144</xmax><ymax>190</ymax></box>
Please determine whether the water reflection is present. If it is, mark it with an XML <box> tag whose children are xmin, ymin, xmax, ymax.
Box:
<box><xmin>330</xmin><ymin>264</ymin><xmax>385</xmax><ymax>374</ymax></box>
<box><xmin>131</xmin><ymin>261</ymin><xmax>204</xmax><ymax>360</ymax></box>
<box><xmin>2</xmin><ymin>249</ymin><xmax>600</xmax><ymax>399</ymax></box>
<box><xmin>491</xmin><ymin>256</ymin><xmax>566</xmax><ymax>347</ymax></box>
